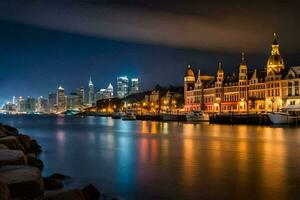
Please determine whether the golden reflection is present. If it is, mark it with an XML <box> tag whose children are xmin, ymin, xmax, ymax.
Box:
<box><xmin>150</xmin><ymin>122</ymin><xmax>158</xmax><ymax>134</ymax></box>
<box><xmin>141</xmin><ymin>121</ymin><xmax>149</xmax><ymax>134</ymax></box>
<box><xmin>261</xmin><ymin>130</ymin><xmax>287</xmax><ymax>199</ymax></box>
<box><xmin>150</xmin><ymin>139</ymin><xmax>158</xmax><ymax>164</ymax></box>
<box><xmin>140</xmin><ymin>138</ymin><xmax>148</xmax><ymax>163</ymax></box>
<box><xmin>182</xmin><ymin>139</ymin><xmax>196</xmax><ymax>187</ymax></box>
<box><xmin>162</xmin><ymin>122</ymin><xmax>168</xmax><ymax>134</ymax></box>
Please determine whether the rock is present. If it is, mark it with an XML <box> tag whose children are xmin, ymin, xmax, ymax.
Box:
<box><xmin>30</xmin><ymin>139</ymin><xmax>42</xmax><ymax>154</ymax></box>
<box><xmin>0</xmin><ymin>165</ymin><xmax>44</xmax><ymax>199</ymax></box>
<box><xmin>27</xmin><ymin>154</ymin><xmax>43</xmax><ymax>170</ymax></box>
<box><xmin>0</xmin><ymin>136</ymin><xmax>25</xmax><ymax>152</ymax></box>
<box><xmin>0</xmin><ymin>149</ymin><xmax>27</xmax><ymax>166</ymax></box>
<box><xmin>38</xmin><ymin>189</ymin><xmax>85</xmax><ymax>200</ymax></box>
<box><xmin>0</xmin><ymin>144</ymin><xmax>8</xmax><ymax>149</ymax></box>
<box><xmin>81</xmin><ymin>184</ymin><xmax>101</xmax><ymax>200</ymax></box>
<box><xmin>0</xmin><ymin>128</ymin><xmax>7</xmax><ymax>138</ymax></box>
<box><xmin>2</xmin><ymin>125</ymin><xmax>19</xmax><ymax>135</ymax></box>
<box><xmin>17</xmin><ymin>135</ymin><xmax>31</xmax><ymax>152</ymax></box>
<box><xmin>49</xmin><ymin>173</ymin><xmax>71</xmax><ymax>180</ymax></box>
<box><xmin>27</xmin><ymin>157</ymin><xmax>44</xmax><ymax>170</ymax></box>
<box><xmin>0</xmin><ymin>179</ymin><xmax>11</xmax><ymax>200</ymax></box>
<box><xmin>43</xmin><ymin>177</ymin><xmax>63</xmax><ymax>190</ymax></box>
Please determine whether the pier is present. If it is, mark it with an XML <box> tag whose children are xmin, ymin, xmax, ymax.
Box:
<box><xmin>209</xmin><ymin>114</ymin><xmax>271</xmax><ymax>125</ymax></box>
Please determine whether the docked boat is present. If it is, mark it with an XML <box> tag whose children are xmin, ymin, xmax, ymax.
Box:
<box><xmin>186</xmin><ymin>110</ymin><xmax>209</xmax><ymax>122</ymax></box>
<box><xmin>122</xmin><ymin>112</ymin><xmax>136</xmax><ymax>120</ymax></box>
<box><xmin>268</xmin><ymin>105</ymin><xmax>300</xmax><ymax>124</ymax></box>
<box><xmin>112</xmin><ymin>112</ymin><xmax>124</xmax><ymax>119</ymax></box>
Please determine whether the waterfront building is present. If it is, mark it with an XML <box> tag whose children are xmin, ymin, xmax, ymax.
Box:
<box><xmin>130</xmin><ymin>78</ymin><xmax>139</xmax><ymax>94</ymax></box>
<box><xmin>66</xmin><ymin>93</ymin><xmax>80</xmax><ymax>110</ymax></box>
<box><xmin>88</xmin><ymin>77</ymin><xmax>95</xmax><ymax>106</ymax></box>
<box><xmin>48</xmin><ymin>92</ymin><xmax>57</xmax><ymax>113</ymax></box>
<box><xmin>77</xmin><ymin>86</ymin><xmax>85</xmax><ymax>107</ymax></box>
<box><xmin>12</xmin><ymin>96</ymin><xmax>16</xmax><ymax>105</ymax></box>
<box><xmin>25</xmin><ymin>97</ymin><xmax>36</xmax><ymax>113</ymax></box>
<box><xmin>2</xmin><ymin>102</ymin><xmax>17</xmax><ymax>113</ymax></box>
<box><xmin>36</xmin><ymin>96</ymin><xmax>48</xmax><ymax>113</ymax></box>
<box><xmin>117</xmin><ymin>76</ymin><xmax>129</xmax><ymax>98</ymax></box>
<box><xmin>184</xmin><ymin>33</ymin><xmax>299</xmax><ymax>114</ymax></box>
<box><xmin>17</xmin><ymin>96</ymin><xmax>25</xmax><ymax>113</ymax></box>
<box><xmin>96</xmin><ymin>83</ymin><xmax>114</xmax><ymax>101</ymax></box>
<box><xmin>57</xmin><ymin>86</ymin><xmax>66</xmax><ymax>113</ymax></box>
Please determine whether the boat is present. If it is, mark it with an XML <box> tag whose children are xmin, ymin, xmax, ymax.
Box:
<box><xmin>186</xmin><ymin>110</ymin><xmax>209</xmax><ymax>122</ymax></box>
<box><xmin>122</xmin><ymin>112</ymin><xmax>136</xmax><ymax>120</ymax></box>
<box><xmin>112</xmin><ymin>112</ymin><xmax>124</xmax><ymax>119</ymax></box>
<box><xmin>268</xmin><ymin>105</ymin><xmax>300</xmax><ymax>124</ymax></box>
<box><xmin>160</xmin><ymin>113</ymin><xmax>179</xmax><ymax>121</ymax></box>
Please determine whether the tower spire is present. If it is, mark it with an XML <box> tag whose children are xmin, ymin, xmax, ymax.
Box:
<box><xmin>273</xmin><ymin>32</ymin><xmax>278</xmax><ymax>45</ymax></box>
<box><xmin>240</xmin><ymin>52</ymin><xmax>246</xmax><ymax>66</ymax></box>
<box><xmin>217</xmin><ymin>62</ymin><xmax>223</xmax><ymax>73</ymax></box>
<box><xmin>89</xmin><ymin>76</ymin><xmax>93</xmax><ymax>86</ymax></box>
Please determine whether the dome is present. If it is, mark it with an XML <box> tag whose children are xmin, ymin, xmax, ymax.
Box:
<box><xmin>267</xmin><ymin>54</ymin><xmax>284</xmax><ymax>67</ymax></box>
<box><xmin>185</xmin><ymin>65</ymin><xmax>195</xmax><ymax>77</ymax></box>
<box><xmin>266</xmin><ymin>33</ymin><xmax>285</xmax><ymax>74</ymax></box>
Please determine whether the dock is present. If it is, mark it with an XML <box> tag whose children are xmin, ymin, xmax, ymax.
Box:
<box><xmin>209</xmin><ymin>114</ymin><xmax>271</xmax><ymax>125</ymax></box>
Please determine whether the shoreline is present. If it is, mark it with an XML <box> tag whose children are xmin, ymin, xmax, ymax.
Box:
<box><xmin>0</xmin><ymin>122</ymin><xmax>104</xmax><ymax>200</ymax></box>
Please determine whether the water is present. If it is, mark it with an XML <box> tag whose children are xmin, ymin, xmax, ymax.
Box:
<box><xmin>1</xmin><ymin>115</ymin><xmax>300</xmax><ymax>200</ymax></box>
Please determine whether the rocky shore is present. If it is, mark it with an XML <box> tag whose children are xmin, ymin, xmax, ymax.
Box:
<box><xmin>0</xmin><ymin>123</ymin><xmax>101</xmax><ymax>200</ymax></box>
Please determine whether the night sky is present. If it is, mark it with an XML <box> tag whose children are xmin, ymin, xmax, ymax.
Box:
<box><xmin>0</xmin><ymin>0</ymin><xmax>300</xmax><ymax>104</ymax></box>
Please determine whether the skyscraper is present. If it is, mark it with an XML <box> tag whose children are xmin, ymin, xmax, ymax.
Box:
<box><xmin>77</xmin><ymin>86</ymin><xmax>84</xmax><ymax>107</ymax></box>
<box><xmin>25</xmin><ymin>97</ymin><xmax>36</xmax><ymax>113</ymax></box>
<box><xmin>57</xmin><ymin>86</ymin><xmax>66</xmax><ymax>113</ymax></box>
<box><xmin>88</xmin><ymin>77</ymin><xmax>95</xmax><ymax>105</ymax></box>
<box><xmin>36</xmin><ymin>96</ymin><xmax>48</xmax><ymax>113</ymax></box>
<box><xmin>117</xmin><ymin>76</ymin><xmax>129</xmax><ymax>98</ymax></box>
<box><xmin>48</xmin><ymin>92</ymin><xmax>57</xmax><ymax>113</ymax></box>
<box><xmin>66</xmin><ymin>93</ymin><xmax>80</xmax><ymax>110</ymax></box>
<box><xmin>95</xmin><ymin>83</ymin><xmax>114</xmax><ymax>101</ymax></box>
<box><xmin>130</xmin><ymin>78</ymin><xmax>139</xmax><ymax>94</ymax></box>
<box><xmin>17</xmin><ymin>96</ymin><xmax>25</xmax><ymax>113</ymax></box>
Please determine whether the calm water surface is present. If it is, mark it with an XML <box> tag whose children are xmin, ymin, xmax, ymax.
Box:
<box><xmin>1</xmin><ymin>115</ymin><xmax>300</xmax><ymax>200</ymax></box>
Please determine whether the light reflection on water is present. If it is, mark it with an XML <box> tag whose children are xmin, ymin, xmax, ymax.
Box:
<box><xmin>1</xmin><ymin>115</ymin><xmax>300</xmax><ymax>199</ymax></box>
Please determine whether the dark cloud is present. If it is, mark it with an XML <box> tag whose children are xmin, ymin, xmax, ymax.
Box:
<box><xmin>0</xmin><ymin>0</ymin><xmax>299</xmax><ymax>53</ymax></box>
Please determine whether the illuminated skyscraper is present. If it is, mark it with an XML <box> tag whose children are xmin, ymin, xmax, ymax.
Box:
<box><xmin>130</xmin><ymin>78</ymin><xmax>139</xmax><ymax>94</ymax></box>
<box><xmin>66</xmin><ymin>93</ymin><xmax>80</xmax><ymax>110</ymax></box>
<box><xmin>88</xmin><ymin>77</ymin><xmax>95</xmax><ymax>105</ymax></box>
<box><xmin>96</xmin><ymin>83</ymin><xmax>114</xmax><ymax>101</ymax></box>
<box><xmin>117</xmin><ymin>76</ymin><xmax>129</xmax><ymax>98</ymax></box>
<box><xmin>48</xmin><ymin>92</ymin><xmax>57</xmax><ymax>113</ymax></box>
<box><xmin>77</xmin><ymin>86</ymin><xmax>84</xmax><ymax>107</ymax></box>
<box><xmin>17</xmin><ymin>96</ymin><xmax>25</xmax><ymax>113</ymax></box>
<box><xmin>25</xmin><ymin>97</ymin><xmax>36</xmax><ymax>113</ymax></box>
<box><xmin>36</xmin><ymin>96</ymin><xmax>48</xmax><ymax>113</ymax></box>
<box><xmin>57</xmin><ymin>86</ymin><xmax>66</xmax><ymax>113</ymax></box>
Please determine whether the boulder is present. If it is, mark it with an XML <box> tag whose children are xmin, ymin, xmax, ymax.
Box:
<box><xmin>81</xmin><ymin>184</ymin><xmax>101</xmax><ymax>200</ymax></box>
<box><xmin>0</xmin><ymin>149</ymin><xmax>27</xmax><ymax>166</ymax></box>
<box><xmin>43</xmin><ymin>177</ymin><xmax>63</xmax><ymax>190</ymax></box>
<box><xmin>0</xmin><ymin>144</ymin><xmax>8</xmax><ymax>149</ymax></box>
<box><xmin>0</xmin><ymin>165</ymin><xmax>44</xmax><ymax>199</ymax></box>
<box><xmin>38</xmin><ymin>189</ymin><xmax>85</xmax><ymax>200</ymax></box>
<box><xmin>0</xmin><ymin>179</ymin><xmax>11</xmax><ymax>200</ymax></box>
<box><xmin>0</xmin><ymin>127</ymin><xmax>7</xmax><ymax>138</ymax></box>
<box><xmin>17</xmin><ymin>135</ymin><xmax>31</xmax><ymax>152</ymax></box>
<box><xmin>2</xmin><ymin>125</ymin><xmax>19</xmax><ymax>136</ymax></box>
<box><xmin>27</xmin><ymin>155</ymin><xmax>44</xmax><ymax>170</ymax></box>
<box><xmin>0</xmin><ymin>136</ymin><xmax>25</xmax><ymax>152</ymax></box>
<box><xmin>30</xmin><ymin>139</ymin><xmax>42</xmax><ymax>154</ymax></box>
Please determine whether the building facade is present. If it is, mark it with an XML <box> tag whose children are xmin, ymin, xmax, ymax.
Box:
<box><xmin>117</xmin><ymin>76</ymin><xmax>129</xmax><ymax>98</ymax></box>
<box><xmin>88</xmin><ymin>77</ymin><xmax>95</xmax><ymax>106</ymax></box>
<box><xmin>130</xmin><ymin>78</ymin><xmax>139</xmax><ymax>94</ymax></box>
<box><xmin>57</xmin><ymin>86</ymin><xmax>66</xmax><ymax>113</ymax></box>
<box><xmin>184</xmin><ymin>34</ymin><xmax>300</xmax><ymax>114</ymax></box>
<box><xmin>96</xmin><ymin>83</ymin><xmax>114</xmax><ymax>101</ymax></box>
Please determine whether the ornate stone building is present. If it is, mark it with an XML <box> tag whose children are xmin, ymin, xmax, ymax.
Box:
<box><xmin>184</xmin><ymin>34</ymin><xmax>300</xmax><ymax>114</ymax></box>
